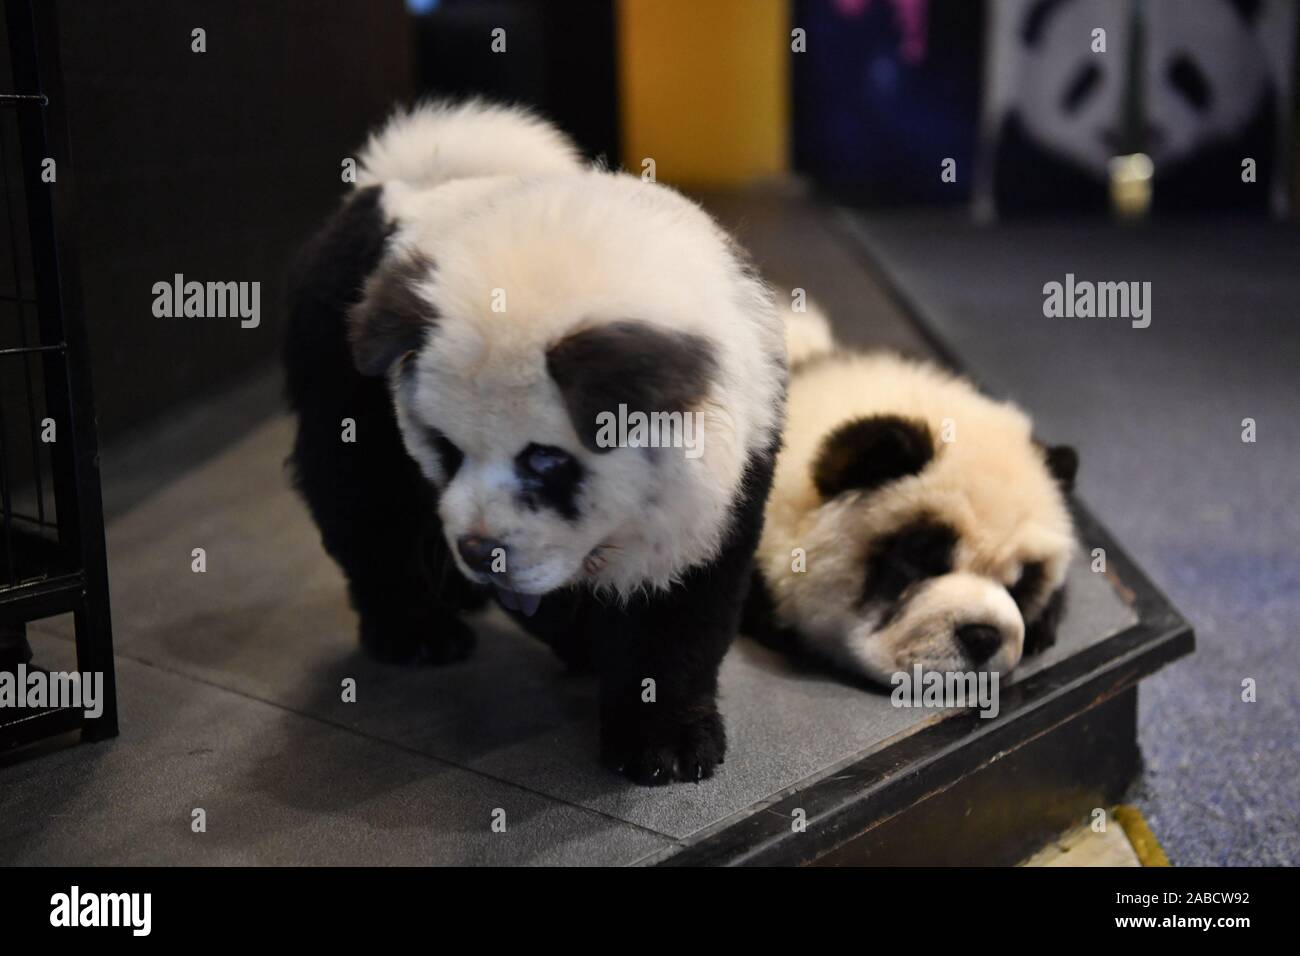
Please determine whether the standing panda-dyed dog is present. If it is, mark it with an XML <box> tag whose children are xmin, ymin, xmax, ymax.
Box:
<box><xmin>746</xmin><ymin>306</ymin><xmax>1078</xmax><ymax>683</ymax></box>
<box><xmin>284</xmin><ymin>101</ymin><xmax>786</xmax><ymax>785</ymax></box>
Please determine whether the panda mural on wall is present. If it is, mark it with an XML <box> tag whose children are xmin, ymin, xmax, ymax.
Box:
<box><xmin>978</xmin><ymin>0</ymin><xmax>1295</xmax><ymax>215</ymax></box>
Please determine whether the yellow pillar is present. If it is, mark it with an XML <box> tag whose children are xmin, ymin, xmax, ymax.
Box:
<box><xmin>617</xmin><ymin>0</ymin><xmax>789</xmax><ymax>187</ymax></box>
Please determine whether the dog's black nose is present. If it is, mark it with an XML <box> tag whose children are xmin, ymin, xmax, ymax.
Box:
<box><xmin>457</xmin><ymin>535</ymin><xmax>506</xmax><ymax>574</ymax></box>
<box><xmin>956</xmin><ymin>624</ymin><xmax>1002</xmax><ymax>666</ymax></box>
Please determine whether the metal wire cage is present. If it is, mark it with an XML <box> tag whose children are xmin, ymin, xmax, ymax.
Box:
<box><xmin>0</xmin><ymin>0</ymin><xmax>116</xmax><ymax>749</ymax></box>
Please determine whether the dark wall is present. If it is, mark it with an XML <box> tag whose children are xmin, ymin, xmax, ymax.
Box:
<box><xmin>414</xmin><ymin>0</ymin><xmax>620</xmax><ymax>165</ymax></box>
<box><xmin>56</xmin><ymin>0</ymin><xmax>415</xmax><ymax>439</ymax></box>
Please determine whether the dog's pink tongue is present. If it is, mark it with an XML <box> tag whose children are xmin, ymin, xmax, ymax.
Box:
<box><xmin>494</xmin><ymin>585</ymin><xmax>541</xmax><ymax>618</ymax></box>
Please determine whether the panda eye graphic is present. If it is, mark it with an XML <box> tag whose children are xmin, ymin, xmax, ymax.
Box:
<box><xmin>1168</xmin><ymin>55</ymin><xmax>1212</xmax><ymax>113</ymax></box>
<box><xmin>1062</xmin><ymin>63</ymin><xmax>1101</xmax><ymax>114</ymax></box>
<box><xmin>520</xmin><ymin>444</ymin><xmax>575</xmax><ymax>477</ymax></box>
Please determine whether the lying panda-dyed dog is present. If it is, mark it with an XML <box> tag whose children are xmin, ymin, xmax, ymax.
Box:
<box><xmin>746</xmin><ymin>306</ymin><xmax>1078</xmax><ymax>683</ymax></box>
<box><xmin>284</xmin><ymin>101</ymin><xmax>786</xmax><ymax>785</ymax></box>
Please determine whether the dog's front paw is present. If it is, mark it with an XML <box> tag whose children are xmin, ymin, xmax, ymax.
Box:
<box><xmin>600</xmin><ymin>703</ymin><xmax>726</xmax><ymax>786</ymax></box>
<box><xmin>359</xmin><ymin>608</ymin><xmax>475</xmax><ymax>666</ymax></box>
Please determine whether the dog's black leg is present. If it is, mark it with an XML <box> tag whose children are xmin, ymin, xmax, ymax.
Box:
<box><xmin>594</xmin><ymin>594</ymin><xmax>732</xmax><ymax>785</ymax></box>
<box><xmin>594</xmin><ymin>442</ymin><xmax>777</xmax><ymax>785</ymax></box>
<box><xmin>284</xmin><ymin>187</ymin><xmax>479</xmax><ymax>665</ymax></box>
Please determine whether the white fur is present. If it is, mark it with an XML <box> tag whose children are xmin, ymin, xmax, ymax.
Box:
<box><xmin>354</xmin><ymin>103</ymin><xmax>784</xmax><ymax>599</ymax></box>
<box><xmin>356</xmin><ymin>99</ymin><xmax>582</xmax><ymax>190</ymax></box>
<box><xmin>760</xmin><ymin>347</ymin><xmax>1075</xmax><ymax>683</ymax></box>
<box><xmin>782</xmin><ymin>297</ymin><xmax>834</xmax><ymax>366</ymax></box>
<box><xmin>844</xmin><ymin>573</ymin><xmax>1025</xmax><ymax>678</ymax></box>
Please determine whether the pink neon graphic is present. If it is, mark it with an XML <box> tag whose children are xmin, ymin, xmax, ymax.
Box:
<box><xmin>833</xmin><ymin>0</ymin><xmax>930</xmax><ymax>64</ymax></box>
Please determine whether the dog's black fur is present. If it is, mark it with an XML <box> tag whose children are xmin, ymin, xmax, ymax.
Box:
<box><xmin>285</xmin><ymin>187</ymin><xmax>483</xmax><ymax>667</ymax></box>
<box><xmin>546</xmin><ymin>321</ymin><xmax>719</xmax><ymax>453</ymax></box>
<box><xmin>811</xmin><ymin>414</ymin><xmax>934</xmax><ymax>500</ymax></box>
<box><xmin>284</xmin><ymin>187</ymin><xmax>775</xmax><ymax>785</ymax></box>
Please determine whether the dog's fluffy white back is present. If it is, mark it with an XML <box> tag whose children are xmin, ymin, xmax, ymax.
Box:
<box><xmin>356</xmin><ymin>99</ymin><xmax>583</xmax><ymax>190</ymax></box>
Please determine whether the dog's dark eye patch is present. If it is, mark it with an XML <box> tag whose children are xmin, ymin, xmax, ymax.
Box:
<box><xmin>864</xmin><ymin>517</ymin><xmax>957</xmax><ymax>606</ymax></box>
<box><xmin>1010</xmin><ymin>560</ymin><xmax>1046</xmax><ymax>611</ymax></box>
<box><xmin>515</xmin><ymin>442</ymin><xmax>584</xmax><ymax>520</ymax></box>
<box><xmin>426</xmin><ymin>428</ymin><xmax>463</xmax><ymax>482</ymax></box>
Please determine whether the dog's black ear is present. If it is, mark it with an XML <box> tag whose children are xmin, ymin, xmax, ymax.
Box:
<box><xmin>348</xmin><ymin>253</ymin><xmax>436</xmax><ymax>377</ymax></box>
<box><xmin>812</xmin><ymin>414</ymin><xmax>933</xmax><ymax>499</ymax></box>
<box><xmin>546</xmin><ymin>321</ymin><xmax>717</xmax><ymax>453</ymax></box>
<box><xmin>1044</xmin><ymin>444</ymin><xmax>1078</xmax><ymax>493</ymax></box>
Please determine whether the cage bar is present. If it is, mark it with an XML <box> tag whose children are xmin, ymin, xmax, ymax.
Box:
<box><xmin>0</xmin><ymin>0</ymin><xmax>116</xmax><ymax>749</ymax></box>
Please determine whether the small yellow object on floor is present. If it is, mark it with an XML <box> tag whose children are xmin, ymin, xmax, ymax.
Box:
<box><xmin>1023</xmin><ymin>806</ymin><xmax>1169</xmax><ymax>867</ymax></box>
<box><xmin>1114</xmin><ymin>804</ymin><xmax>1172</xmax><ymax>867</ymax></box>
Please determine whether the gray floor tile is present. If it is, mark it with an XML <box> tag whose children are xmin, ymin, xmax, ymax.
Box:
<box><xmin>0</xmin><ymin>655</ymin><xmax>670</xmax><ymax>866</ymax></box>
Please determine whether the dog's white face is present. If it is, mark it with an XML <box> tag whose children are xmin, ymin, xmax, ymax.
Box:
<box><xmin>349</xmin><ymin>171</ymin><xmax>785</xmax><ymax>608</ymax></box>
<box><xmin>394</xmin><ymin>326</ymin><xmax>709</xmax><ymax>607</ymax></box>
<box><xmin>760</xmin><ymin>353</ymin><xmax>1077</xmax><ymax>683</ymax></box>
<box><xmin>399</xmin><ymin>355</ymin><xmax>601</xmax><ymax>600</ymax></box>
<box><xmin>790</xmin><ymin>495</ymin><xmax>1063</xmax><ymax>681</ymax></box>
